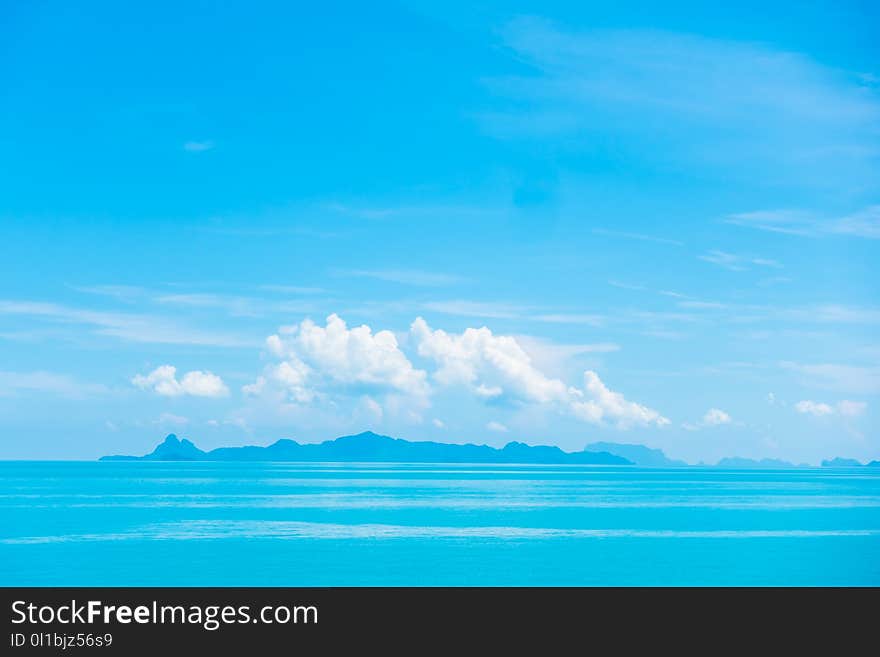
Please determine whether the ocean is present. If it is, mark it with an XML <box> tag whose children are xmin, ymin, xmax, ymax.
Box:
<box><xmin>2</xmin><ymin>461</ymin><xmax>878</xmax><ymax>586</ymax></box>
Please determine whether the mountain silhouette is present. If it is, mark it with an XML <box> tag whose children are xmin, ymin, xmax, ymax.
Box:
<box><xmin>714</xmin><ymin>457</ymin><xmax>799</xmax><ymax>469</ymax></box>
<box><xmin>585</xmin><ymin>441</ymin><xmax>687</xmax><ymax>467</ymax></box>
<box><xmin>99</xmin><ymin>431</ymin><xmax>877</xmax><ymax>467</ymax></box>
<box><xmin>821</xmin><ymin>457</ymin><xmax>863</xmax><ymax>467</ymax></box>
<box><xmin>100</xmin><ymin>431</ymin><xmax>632</xmax><ymax>464</ymax></box>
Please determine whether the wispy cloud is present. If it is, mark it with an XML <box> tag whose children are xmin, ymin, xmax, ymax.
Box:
<box><xmin>183</xmin><ymin>140</ymin><xmax>214</xmax><ymax>152</ymax></box>
<box><xmin>677</xmin><ymin>300</ymin><xmax>727</xmax><ymax>310</ymax></box>
<box><xmin>259</xmin><ymin>285</ymin><xmax>327</xmax><ymax>295</ymax></box>
<box><xmin>782</xmin><ymin>362</ymin><xmax>880</xmax><ymax>395</ymax></box>
<box><xmin>782</xmin><ymin>305</ymin><xmax>880</xmax><ymax>325</ymax></box>
<box><xmin>155</xmin><ymin>294</ymin><xmax>263</xmax><ymax>317</ymax></box>
<box><xmin>483</xmin><ymin>17</ymin><xmax>880</xmax><ymax>188</ymax></box>
<box><xmin>531</xmin><ymin>313</ymin><xmax>605</xmax><ymax>326</ymax></box>
<box><xmin>155</xmin><ymin>412</ymin><xmax>190</xmax><ymax>426</ymax></box>
<box><xmin>698</xmin><ymin>250</ymin><xmax>783</xmax><ymax>271</ymax></box>
<box><xmin>342</xmin><ymin>269</ymin><xmax>465</xmax><ymax>287</ymax></box>
<box><xmin>592</xmin><ymin>228</ymin><xmax>684</xmax><ymax>247</ymax></box>
<box><xmin>727</xmin><ymin>206</ymin><xmax>880</xmax><ymax>239</ymax></box>
<box><xmin>422</xmin><ymin>300</ymin><xmax>526</xmax><ymax>319</ymax></box>
<box><xmin>154</xmin><ymin>293</ymin><xmax>317</xmax><ymax>318</ymax></box>
<box><xmin>0</xmin><ymin>300</ymin><xmax>256</xmax><ymax>347</ymax></box>
<box><xmin>514</xmin><ymin>335</ymin><xmax>620</xmax><ymax>375</ymax></box>
<box><xmin>69</xmin><ymin>284</ymin><xmax>147</xmax><ymax>302</ymax></box>
<box><xmin>608</xmin><ymin>280</ymin><xmax>648</xmax><ymax>292</ymax></box>
<box><xmin>324</xmin><ymin>202</ymin><xmax>502</xmax><ymax>222</ymax></box>
<box><xmin>0</xmin><ymin>371</ymin><xmax>109</xmax><ymax>399</ymax></box>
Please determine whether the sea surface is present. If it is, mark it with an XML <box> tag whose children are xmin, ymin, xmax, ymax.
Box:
<box><xmin>1</xmin><ymin>461</ymin><xmax>879</xmax><ymax>585</ymax></box>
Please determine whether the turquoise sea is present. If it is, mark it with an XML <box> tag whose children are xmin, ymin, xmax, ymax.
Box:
<box><xmin>2</xmin><ymin>461</ymin><xmax>879</xmax><ymax>586</ymax></box>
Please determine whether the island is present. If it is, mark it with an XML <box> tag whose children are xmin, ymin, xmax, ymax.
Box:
<box><xmin>100</xmin><ymin>431</ymin><xmax>879</xmax><ymax>468</ymax></box>
<box><xmin>101</xmin><ymin>431</ymin><xmax>633</xmax><ymax>464</ymax></box>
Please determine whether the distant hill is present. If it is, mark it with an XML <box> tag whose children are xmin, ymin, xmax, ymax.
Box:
<box><xmin>821</xmin><ymin>457</ymin><xmax>863</xmax><ymax>467</ymax></box>
<box><xmin>715</xmin><ymin>457</ymin><xmax>799</xmax><ymax>469</ymax></box>
<box><xmin>101</xmin><ymin>432</ymin><xmax>632</xmax><ymax>465</ymax></box>
<box><xmin>585</xmin><ymin>441</ymin><xmax>687</xmax><ymax>467</ymax></box>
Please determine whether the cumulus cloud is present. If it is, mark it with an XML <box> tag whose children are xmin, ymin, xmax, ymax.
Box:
<box><xmin>795</xmin><ymin>399</ymin><xmax>867</xmax><ymax>417</ymax></box>
<box><xmin>487</xmin><ymin>421</ymin><xmax>509</xmax><ymax>433</ymax></box>
<box><xmin>682</xmin><ymin>407</ymin><xmax>732</xmax><ymax>430</ymax></box>
<box><xmin>245</xmin><ymin>314</ymin><xmax>429</xmax><ymax>416</ymax></box>
<box><xmin>703</xmin><ymin>408</ymin><xmax>732</xmax><ymax>426</ymax></box>
<box><xmin>132</xmin><ymin>365</ymin><xmax>229</xmax><ymax>397</ymax></box>
<box><xmin>795</xmin><ymin>400</ymin><xmax>835</xmax><ymax>416</ymax></box>
<box><xmin>410</xmin><ymin>317</ymin><xmax>667</xmax><ymax>428</ymax></box>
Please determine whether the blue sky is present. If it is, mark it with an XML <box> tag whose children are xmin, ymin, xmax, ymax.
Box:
<box><xmin>1</xmin><ymin>0</ymin><xmax>878</xmax><ymax>462</ymax></box>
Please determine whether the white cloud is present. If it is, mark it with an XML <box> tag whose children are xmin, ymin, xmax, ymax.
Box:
<box><xmin>411</xmin><ymin>317</ymin><xmax>667</xmax><ymax>428</ymax></box>
<box><xmin>132</xmin><ymin>365</ymin><xmax>229</xmax><ymax>398</ymax></box>
<box><xmin>245</xmin><ymin>314</ymin><xmax>429</xmax><ymax>415</ymax></box>
<box><xmin>475</xmin><ymin>384</ymin><xmax>504</xmax><ymax>398</ymax></box>
<box><xmin>487</xmin><ymin>421</ymin><xmax>509</xmax><ymax>433</ymax></box>
<box><xmin>412</xmin><ymin>317</ymin><xmax>569</xmax><ymax>401</ymax></box>
<box><xmin>795</xmin><ymin>400</ymin><xmax>835</xmax><ymax>416</ymax></box>
<box><xmin>703</xmin><ymin>408</ymin><xmax>732</xmax><ymax>426</ymax></box>
<box><xmin>432</xmin><ymin>418</ymin><xmax>445</xmax><ymax>428</ymax></box>
<box><xmin>570</xmin><ymin>372</ymin><xmax>670</xmax><ymax>428</ymax></box>
<box><xmin>682</xmin><ymin>407</ymin><xmax>733</xmax><ymax>430</ymax></box>
<box><xmin>795</xmin><ymin>399</ymin><xmax>868</xmax><ymax>418</ymax></box>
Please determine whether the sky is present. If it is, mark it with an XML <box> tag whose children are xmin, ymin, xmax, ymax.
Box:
<box><xmin>1</xmin><ymin>0</ymin><xmax>878</xmax><ymax>462</ymax></box>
